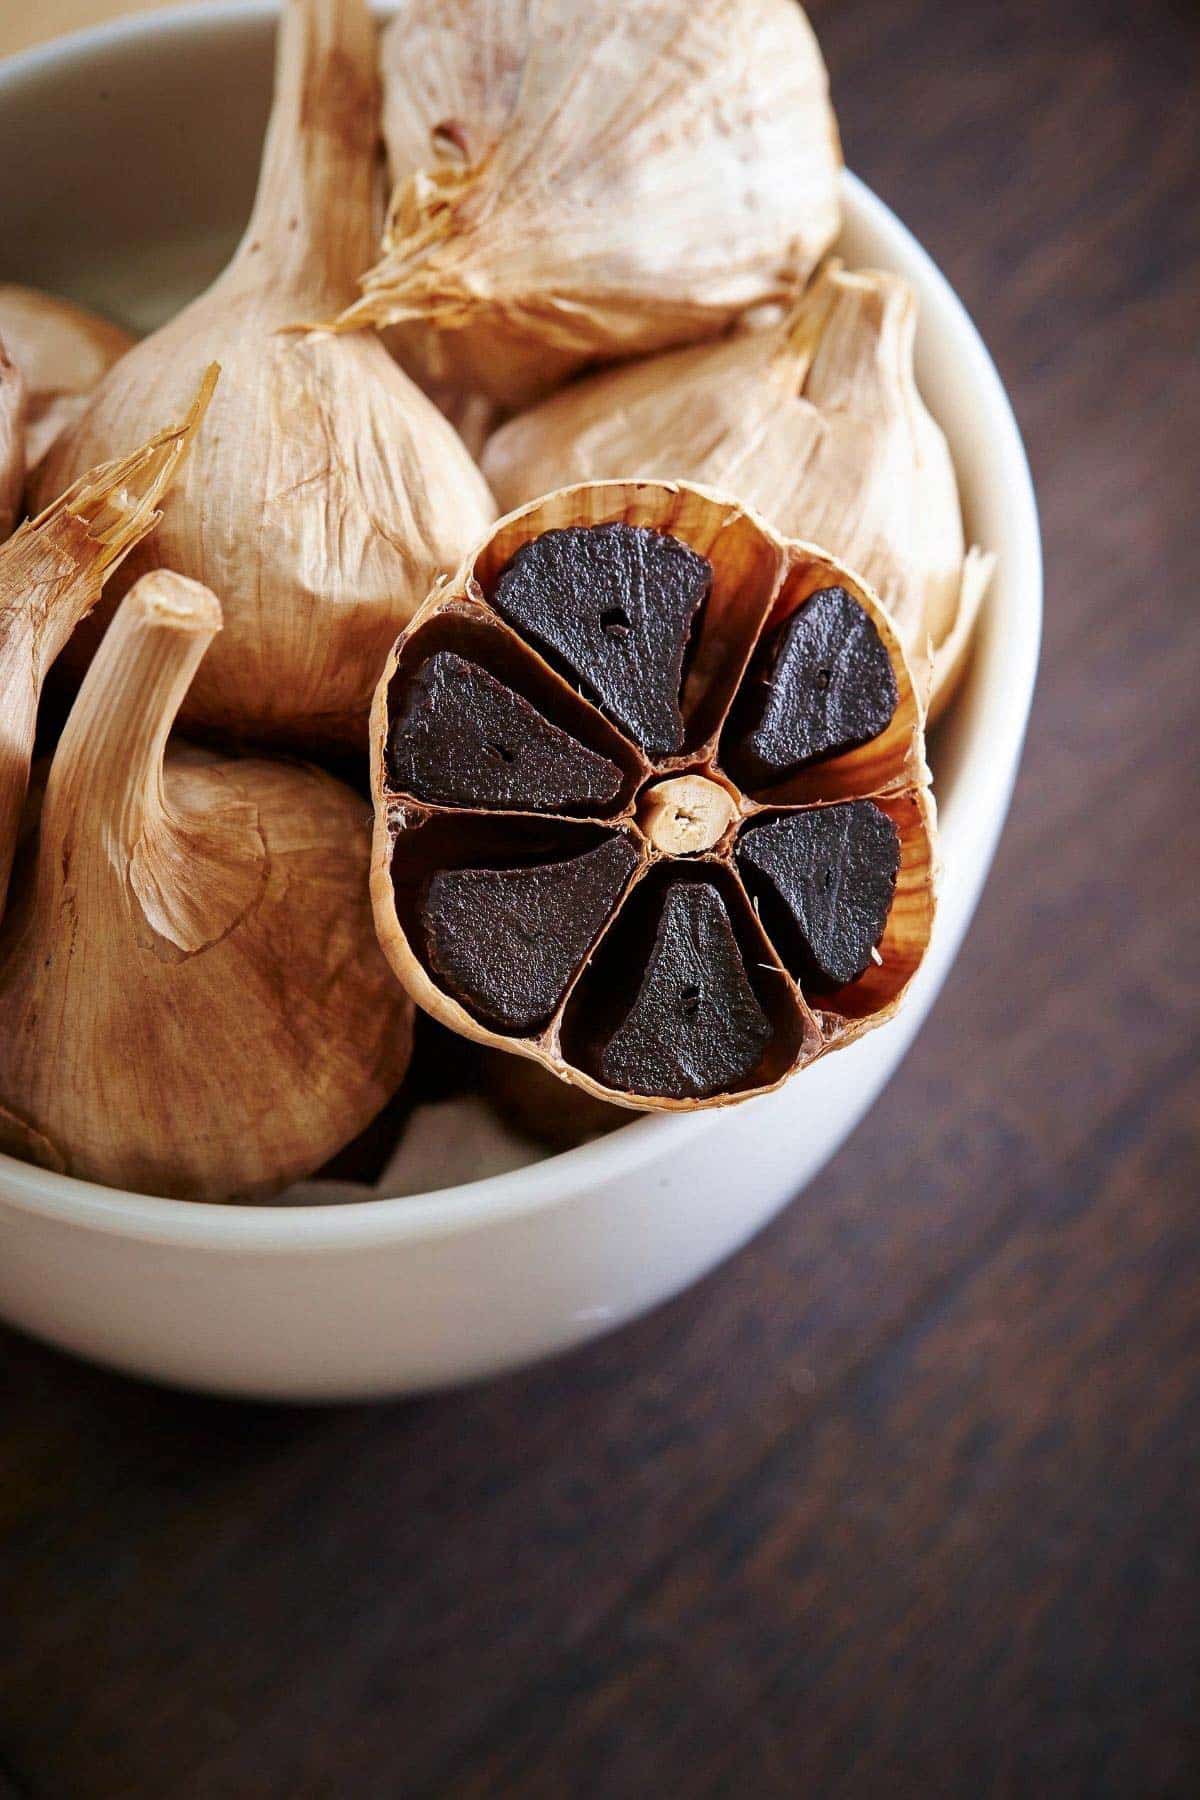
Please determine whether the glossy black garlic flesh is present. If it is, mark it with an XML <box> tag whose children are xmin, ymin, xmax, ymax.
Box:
<box><xmin>371</xmin><ymin>488</ymin><xmax>936</xmax><ymax>1111</ymax></box>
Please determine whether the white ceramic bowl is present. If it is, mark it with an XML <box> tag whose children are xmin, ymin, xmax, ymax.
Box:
<box><xmin>0</xmin><ymin>4</ymin><xmax>1040</xmax><ymax>1400</ymax></box>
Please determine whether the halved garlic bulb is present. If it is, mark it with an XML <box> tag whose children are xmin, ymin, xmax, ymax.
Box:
<box><xmin>369</xmin><ymin>482</ymin><xmax>937</xmax><ymax>1113</ymax></box>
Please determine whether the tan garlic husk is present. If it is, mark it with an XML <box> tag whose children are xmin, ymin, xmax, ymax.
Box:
<box><xmin>0</xmin><ymin>368</ymin><xmax>214</xmax><ymax>925</ymax></box>
<box><xmin>34</xmin><ymin>0</ymin><xmax>495</xmax><ymax>750</ymax></box>
<box><xmin>0</xmin><ymin>338</ymin><xmax>24</xmax><ymax>541</ymax></box>
<box><xmin>0</xmin><ymin>286</ymin><xmax>135</xmax><ymax>470</ymax></box>
<box><xmin>483</xmin><ymin>1051</ymin><xmax>626</xmax><ymax>1150</ymax></box>
<box><xmin>483</xmin><ymin>263</ymin><xmax>993</xmax><ymax>717</ymax></box>
<box><xmin>337</xmin><ymin>0</ymin><xmax>842</xmax><ymax>406</ymax></box>
<box><xmin>0</xmin><ymin>571</ymin><xmax>413</xmax><ymax>1201</ymax></box>
<box><xmin>370</xmin><ymin>480</ymin><xmax>937</xmax><ymax>1114</ymax></box>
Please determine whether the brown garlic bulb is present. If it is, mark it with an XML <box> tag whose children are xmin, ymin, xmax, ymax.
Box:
<box><xmin>0</xmin><ymin>285</ymin><xmax>134</xmax><ymax>470</ymax></box>
<box><xmin>483</xmin><ymin>263</ymin><xmax>993</xmax><ymax>717</ymax></box>
<box><xmin>337</xmin><ymin>0</ymin><xmax>842</xmax><ymax>406</ymax></box>
<box><xmin>0</xmin><ymin>368</ymin><xmax>214</xmax><ymax>925</ymax></box>
<box><xmin>0</xmin><ymin>338</ymin><xmax>24</xmax><ymax>541</ymax></box>
<box><xmin>369</xmin><ymin>482</ymin><xmax>937</xmax><ymax>1114</ymax></box>
<box><xmin>34</xmin><ymin>0</ymin><xmax>495</xmax><ymax>751</ymax></box>
<box><xmin>483</xmin><ymin>1050</ymin><xmax>626</xmax><ymax>1150</ymax></box>
<box><xmin>0</xmin><ymin>571</ymin><xmax>413</xmax><ymax>1201</ymax></box>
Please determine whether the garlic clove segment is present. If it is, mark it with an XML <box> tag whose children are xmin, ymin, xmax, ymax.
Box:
<box><xmin>0</xmin><ymin>338</ymin><xmax>24</xmax><ymax>541</ymax></box>
<box><xmin>370</xmin><ymin>481</ymin><xmax>936</xmax><ymax>1113</ymax></box>
<box><xmin>0</xmin><ymin>285</ymin><xmax>135</xmax><ymax>471</ymax></box>
<box><xmin>482</xmin><ymin>263</ymin><xmax>993</xmax><ymax>716</ymax></box>
<box><xmin>337</xmin><ymin>0</ymin><xmax>842</xmax><ymax>406</ymax></box>
<box><xmin>0</xmin><ymin>367</ymin><xmax>214</xmax><ymax>926</ymax></box>
<box><xmin>33</xmin><ymin>0</ymin><xmax>495</xmax><ymax>751</ymax></box>
<box><xmin>0</xmin><ymin>570</ymin><xmax>413</xmax><ymax>1202</ymax></box>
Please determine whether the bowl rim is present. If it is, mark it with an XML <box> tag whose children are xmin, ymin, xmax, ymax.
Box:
<box><xmin>0</xmin><ymin>2</ymin><xmax>1041</xmax><ymax>1252</ymax></box>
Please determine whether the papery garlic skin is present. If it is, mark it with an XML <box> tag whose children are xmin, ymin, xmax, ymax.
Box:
<box><xmin>33</xmin><ymin>0</ymin><xmax>495</xmax><ymax>751</ymax></box>
<box><xmin>0</xmin><ymin>571</ymin><xmax>413</xmax><ymax>1203</ymax></box>
<box><xmin>342</xmin><ymin>0</ymin><xmax>842</xmax><ymax>405</ymax></box>
<box><xmin>0</xmin><ymin>286</ymin><xmax>134</xmax><ymax>471</ymax></box>
<box><xmin>0</xmin><ymin>341</ymin><xmax>24</xmax><ymax>541</ymax></box>
<box><xmin>483</xmin><ymin>265</ymin><xmax>993</xmax><ymax>716</ymax></box>
<box><xmin>0</xmin><ymin>369</ymin><xmax>213</xmax><ymax>926</ymax></box>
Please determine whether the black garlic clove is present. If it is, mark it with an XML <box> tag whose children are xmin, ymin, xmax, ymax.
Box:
<box><xmin>421</xmin><ymin>833</ymin><xmax>640</xmax><ymax>1031</ymax></box>
<box><xmin>737</xmin><ymin>801</ymin><xmax>901</xmax><ymax>991</ymax></box>
<box><xmin>599</xmin><ymin>881</ymin><xmax>770</xmax><ymax>1100</ymax></box>
<box><xmin>728</xmin><ymin>586</ymin><xmax>898</xmax><ymax>788</ymax></box>
<box><xmin>490</xmin><ymin>522</ymin><xmax>711</xmax><ymax>757</ymax></box>
<box><xmin>387</xmin><ymin>650</ymin><xmax>623</xmax><ymax>811</ymax></box>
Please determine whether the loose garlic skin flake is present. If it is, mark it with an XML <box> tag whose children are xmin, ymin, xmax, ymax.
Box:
<box><xmin>0</xmin><ymin>573</ymin><xmax>413</xmax><ymax>1203</ymax></box>
<box><xmin>34</xmin><ymin>0</ymin><xmax>495</xmax><ymax>752</ymax></box>
<box><xmin>484</xmin><ymin>264</ymin><xmax>993</xmax><ymax>717</ymax></box>
<box><xmin>342</xmin><ymin>0</ymin><xmax>842</xmax><ymax>406</ymax></box>
<box><xmin>370</xmin><ymin>482</ymin><xmax>937</xmax><ymax>1114</ymax></box>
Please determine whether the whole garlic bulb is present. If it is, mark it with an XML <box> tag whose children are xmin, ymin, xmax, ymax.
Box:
<box><xmin>0</xmin><ymin>369</ymin><xmax>213</xmax><ymax>925</ymax></box>
<box><xmin>34</xmin><ymin>0</ymin><xmax>495</xmax><ymax>751</ymax></box>
<box><xmin>482</xmin><ymin>263</ymin><xmax>993</xmax><ymax>715</ymax></box>
<box><xmin>0</xmin><ymin>571</ymin><xmax>413</xmax><ymax>1202</ymax></box>
<box><xmin>0</xmin><ymin>285</ymin><xmax>134</xmax><ymax>470</ymax></box>
<box><xmin>339</xmin><ymin>0</ymin><xmax>842</xmax><ymax>406</ymax></box>
<box><xmin>0</xmin><ymin>339</ymin><xmax>23</xmax><ymax>541</ymax></box>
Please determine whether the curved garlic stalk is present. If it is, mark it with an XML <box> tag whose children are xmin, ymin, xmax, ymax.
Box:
<box><xmin>34</xmin><ymin>0</ymin><xmax>495</xmax><ymax>751</ymax></box>
<box><xmin>0</xmin><ymin>368</ymin><xmax>214</xmax><ymax>925</ymax></box>
<box><xmin>0</xmin><ymin>286</ymin><xmax>135</xmax><ymax>471</ymax></box>
<box><xmin>0</xmin><ymin>340</ymin><xmax>24</xmax><ymax>541</ymax></box>
<box><xmin>0</xmin><ymin>571</ymin><xmax>413</xmax><ymax>1202</ymax></box>
<box><xmin>482</xmin><ymin>263</ymin><xmax>993</xmax><ymax>715</ymax></box>
<box><xmin>337</xmin><ymin>0</ymin><xmax>842</xmax><ymax>406</ymax></box>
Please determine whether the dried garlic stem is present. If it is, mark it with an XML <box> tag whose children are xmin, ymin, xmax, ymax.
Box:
<box><xmin>0</xmin><ymin>570</ymin><xmax>412</xmax><ymax>1201</ymax></box>
<box><xmin>224</xmin><ymin>0</ymin><xmax>379</xmax><ymax>308</ymax></box>
<box><xmin>0</xmin><ymin>366</ymin><xmax>215</xmax><ymax>923</ymax></box>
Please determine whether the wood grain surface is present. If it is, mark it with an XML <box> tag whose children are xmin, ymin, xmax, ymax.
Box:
<box><xmin>2</xmin><ymin>0</ymin><xmax>1199</xmax><ymax>1795</ymax></box>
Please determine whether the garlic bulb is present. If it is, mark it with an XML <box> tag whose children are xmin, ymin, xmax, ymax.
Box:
<box><xmin>0</xmin><ymin>339</ymin><xmax>23</xmax><ymax>541</ymax></box>
<box><xmin>483</xmin><ymin>1050</ymin><xmax>626</xmax><ymax>1149</ymax></box>
<box><xmin>0</xmin><ymin>285</ymin><xmax>134</xmax><ymax>470</ymax></box>
<box><xmin>370</xmin><ymin>481</ymin><xmax>936</xmax><ymax>1113</ymax></box>
<box><xmin>338</xmin><ymin>0</ymin><xmax>842</xmax><ymax>406</ymax></box>
<box><xmin>34</xmin><ymin>0</ymin><xmax>495</xmax><ymax>751</ymax></box>
<box><xmin>483</xmin><ymin>263</ymin><xmax>993</xmax><ymax>715</ymax></box>
<box><xmin>0</xmin><ymin>571</ymin><xmax>413</xmax><ymax>1202</ymax></box>
<box><xmin>0</xmin><ymin>369</ymin><xmax>213</xmax><ymax>924</ymax></box>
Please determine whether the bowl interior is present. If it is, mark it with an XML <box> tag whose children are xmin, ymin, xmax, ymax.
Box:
<box><xmin>0</xmin><ymin>3</ymin><xmax>1040</xmax><ymax>1238</ymax></box>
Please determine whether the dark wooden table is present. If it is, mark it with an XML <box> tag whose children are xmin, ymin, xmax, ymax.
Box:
<box><xmin>2</xmin><ymin>1</ymin><xmax>1198</xmax><ymax>1794</ymax></box>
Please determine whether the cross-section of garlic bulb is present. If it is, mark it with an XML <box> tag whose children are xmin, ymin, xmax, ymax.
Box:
<box><xmin>339</xmin><ymin>0</ymin><xmax>842</xmax><ymax>406</ymax></box>
<box><xmin>0</xmin><ymin>368</ymin><xmax>214</xmax><ymax>925</ymax></box>
<box><xmin>0</xmin><ymin>571</ymin><xmax>413</xmax><ymax>1201</ymax></box>
<box><xmin>33</xmin><ymin>0</ymin><xmax>495</xmax><ymax>751</ymax></box>
<box><xmin>483</xmin><ymin>263</ymin><xmax>992</xmax><ymax>714</ymax></box>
